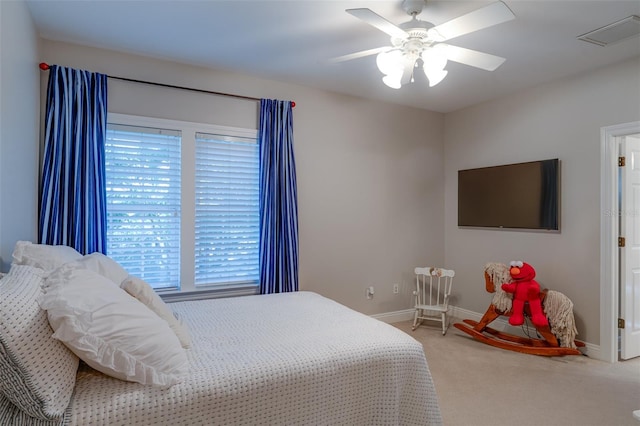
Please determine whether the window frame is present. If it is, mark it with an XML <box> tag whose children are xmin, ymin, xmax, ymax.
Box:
<box><xmin>106</xmin><ymin>113</ymin><xmax>260</xmax><ymax>301</ymax></box>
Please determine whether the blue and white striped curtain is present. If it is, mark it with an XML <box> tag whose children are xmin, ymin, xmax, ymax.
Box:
<box><xmin>258</xmin><ymin>99</ymin><xmax>298</xmax><ymax>294</ymax></box>
<box><xmin>39</xmin><ymin>65</ymin><xmax>108</xmax><ymax>254</ymax></box>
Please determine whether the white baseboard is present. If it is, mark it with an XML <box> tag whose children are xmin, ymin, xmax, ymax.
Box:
<box><xmin>373</xmin><ymin>305</ymin><xmax>601</xmax><ymax>360</ymax></box>
<box><xmin>371</xmin><ymin>308</ymin><xmax>415</xmax><ymax>324</ymax></box>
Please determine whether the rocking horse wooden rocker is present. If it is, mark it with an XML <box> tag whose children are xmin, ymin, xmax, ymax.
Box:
<box><xmin>454</xmin><ymin>262</ymin><xmax>585</xmax><ymax>356</ymax></box>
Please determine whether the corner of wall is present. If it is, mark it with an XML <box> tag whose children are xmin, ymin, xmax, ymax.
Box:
<box><xmin>0</xmin><ymin>0</ymin><xmax>41</xmax><ymax>271</ymax></box>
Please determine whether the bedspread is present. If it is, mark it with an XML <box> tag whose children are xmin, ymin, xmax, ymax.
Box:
<box><xmin>63</xmin><ymin>291</ymin><xmax>442</xmax><ymax>425</ymax></box>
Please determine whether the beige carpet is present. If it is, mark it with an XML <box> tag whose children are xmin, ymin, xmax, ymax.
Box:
<box><xmin>392</xmin><ymin>319</ymin><xmax>640</xmax><ymax>426</ymax></box>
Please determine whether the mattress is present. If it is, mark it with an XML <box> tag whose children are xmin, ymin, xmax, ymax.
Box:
<box><xmin>62</xmin><ymin>291</ymin><xmax>441</xmax><ymax>425</ymax></box>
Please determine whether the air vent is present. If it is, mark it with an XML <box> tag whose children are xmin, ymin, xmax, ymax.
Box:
<box><xmin>578</xmin><ymin>15</ymin><xmax>640</xmax><ymax>46</ymax></box>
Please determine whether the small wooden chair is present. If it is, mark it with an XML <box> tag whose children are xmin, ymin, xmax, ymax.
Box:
<box><xmin>412</xmin><ymin>267</ymin><xmax>455</xmax><ymax>335</ymax></box>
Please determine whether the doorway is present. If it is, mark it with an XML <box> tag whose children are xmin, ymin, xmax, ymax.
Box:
<box><xmin>600</xmin><ymin>121</ymin><xmax>640</xmax><ymax>363</ymax></box>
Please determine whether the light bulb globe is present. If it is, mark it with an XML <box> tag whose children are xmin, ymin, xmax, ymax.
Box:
<box><xmin>382</xmin><ymin>74</ymin><xmax>402</xmax><ymax>89</ymax></box>
<box><xmin>376</xmin><ymin>50</ymin><xmax>403</xmax><ymax>76</ymax></box>
<box><xmin>421</xmin><ymin>45</ymin><xmax>448</xmax><ymax>72</ymax></box>
<box><xmin>424</xmin><ymin>68</ymin><xmax>448</xmax><ymax>87</ymax></box>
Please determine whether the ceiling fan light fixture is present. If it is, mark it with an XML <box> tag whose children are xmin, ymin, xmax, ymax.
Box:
<box><xmin>421</xmin><ymin>45</ymin><xmax>448</xmax><ymax>72</ymax></box>
<box><xmin>376</xmin><ymin>50</ymin><xmax>403</xmax><ymax>75</ymax></box>
<box><xmin>339</xmin><ymin>1</ymin><xmax>515</xmax><ymax>89</ymax></box>
<box><xmin>377</xmin><ymin>50</ymin><xmax>408</xmax><ymax>89</ymax></box>
<box><xmin>382</xmin><ymin>74</ymin><xmax>402</xmax><ymax>89</ymax></box>
<box><xmin>424</xmin><ymin>68</ymin><xmax>448</xmax><ymax>87</ymax></box>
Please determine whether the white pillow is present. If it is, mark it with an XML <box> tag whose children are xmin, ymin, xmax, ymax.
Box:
<box><xmin>121</xmin><ymin>276</ymin><xmax>192</xmax><ymax>349</ymax></box>
<box><xmin>11</xmin><ymin>241</ymin><xmax>82</xmax><ymax>273</ymax></box>
<box><xmin>75</xmin><ymin>252</ymin><xmax>129</xmax><ymax>286</ymax></box>
<box><xmin>0</xmin><ymin>265</ymin><xmax>79</xmax><ymax>420</ymax></box>
<box><xmin>39</xmin><ymin>263</ymin><xmax>189</xmax><ymax>387</ymax></box>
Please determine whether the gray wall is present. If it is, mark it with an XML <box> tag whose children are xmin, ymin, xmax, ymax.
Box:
<box><xmin>3</xmin><ymin>4</ymin><xmax>639</xmax><ymax>348</ymax></box>
<box><xmin>444</xmin><ymin>57</ymin><xmax>640</xmax><ymax>344</ymax></box>
<box><xmin>0</xmin><ymin>0</ymin><xmax>40</xmax><ymax>271</ymax></box>
<box><xmin>37</xmin><ymin>40</ymin><xmax>446</xmax><ymax>316</ymax></box>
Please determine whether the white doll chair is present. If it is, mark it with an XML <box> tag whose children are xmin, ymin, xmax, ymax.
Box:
<box><xmin>412</xmin><ymin>267</ymin><xmax>455</xmax><ymax>335</ymax></box>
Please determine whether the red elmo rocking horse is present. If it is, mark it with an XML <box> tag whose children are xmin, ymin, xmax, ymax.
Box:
<box><xmin>501</xmin><ymin>261</ymin><xmax>548</xmax><ymax>327</ymax></box>
<box><xmin>454</xmin><ymin>261</ymin><xmax>584</xmax><ymax>356</ymax></box>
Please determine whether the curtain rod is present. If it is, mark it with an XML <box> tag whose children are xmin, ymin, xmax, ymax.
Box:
<box><xmin>39</xmin><ymin>63</ymin><xmax>296</xmax><ymax>107</ymax></box>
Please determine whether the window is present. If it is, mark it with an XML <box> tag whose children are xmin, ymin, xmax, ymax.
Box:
<box><xmin>104</xmin><ymin>114</ymin><xmax>259</xmax><ymax>297</ymax></box>
<box><xmin>195</xmin><ymin>133</ymin><xmax>260</xmax><ymax>286</ymax></box>
<box><xmin>105</xmin><ymin>124</ymin><xmax>181</xmax><ymax>289</ymax></box>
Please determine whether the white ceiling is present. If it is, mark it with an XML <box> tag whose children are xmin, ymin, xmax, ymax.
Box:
<box><xmin>25</xmin><ymin>0</ymin><xmax>640</xmax><ymax>113</ymax></box>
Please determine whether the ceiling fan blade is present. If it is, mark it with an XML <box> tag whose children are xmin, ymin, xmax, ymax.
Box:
<box><xmin>442</xmin><ymin>44</ymin><xmax>506</xmax><ymax>71</ymax></box>
<box><xmin>429</xmin><ymin>1</ymin><xmax>515</xmax><ymax>42</ymax></box>
<box><xmin>346</xmin><ymin>8</ymin><xmax>408</xmax><ymax>40</ymax></box>
<box><xmin>330</xmin><ymin>46</ymin><xmax>391</xmax><ymax>63</ymax></box>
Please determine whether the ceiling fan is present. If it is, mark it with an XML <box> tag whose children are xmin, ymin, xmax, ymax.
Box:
<box><xmin>333</xmin><ymin>0</ymin><xmax>516</xmax><ymax>89</ymax></box>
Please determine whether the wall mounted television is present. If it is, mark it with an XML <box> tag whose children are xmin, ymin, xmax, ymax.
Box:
<box><xmin>458</xmin><ymin>159</ymin><xmax>559</xmax><ymax>231</ymax></box>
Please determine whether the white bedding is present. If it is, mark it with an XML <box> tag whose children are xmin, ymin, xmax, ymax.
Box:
<box><xmin>43</xmin><ymin>291</ymin><xmax>442</xmax><ymax>425</ymax></box>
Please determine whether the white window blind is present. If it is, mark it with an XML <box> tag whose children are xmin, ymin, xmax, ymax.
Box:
<box><xmin>105</xmin><ymin>124</ymin><xmax>182</xmax><ymax>289</ymax></box>
<box><xmin>195</xmin><ymin>132</ymin><xmax>260</xmax><ymax>286</ymax></box>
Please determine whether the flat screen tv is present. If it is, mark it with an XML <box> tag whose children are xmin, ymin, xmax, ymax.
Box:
<box><xmin>458</xmin><ymin>159</ymin><xmax>559</xmax><ymax>230</ymax></box>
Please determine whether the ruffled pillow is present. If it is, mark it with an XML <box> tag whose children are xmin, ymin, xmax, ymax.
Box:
<box><xmin>75</xmin><ymin>252</ymin><xmax>129</xmax><ymax>286</ymax></box>
<box><xmin>39</xmin><ymin>263</ymin><xmax>189</xmax><ymax>387</ymax></box>
<box><xmin>121</xmin><ymin>276</ymin><xmax>192</xmax><ymax>349</ymax></box>
<box><xmin>11</xmin><ymin>241</ymin><xmax>82</xmax><ymax>274</ymax></box>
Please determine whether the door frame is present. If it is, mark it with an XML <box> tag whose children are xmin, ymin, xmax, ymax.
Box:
<box><xmin>600</xmin><ymin>121</ymin><xmax>640</xmax><ymax>363</ymax></box>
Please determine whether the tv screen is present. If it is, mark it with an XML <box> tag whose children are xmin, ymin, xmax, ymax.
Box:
<box><xmin>458</xmin><ymin>159</ymin><xmax>559</xmax><ymax>230</ymax></box>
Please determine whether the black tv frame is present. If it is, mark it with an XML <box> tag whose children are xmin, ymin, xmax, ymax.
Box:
<box><xmin>457</xmin><ymin>159</ymin><xmax>560</xmax><ymax>231</ymax></box>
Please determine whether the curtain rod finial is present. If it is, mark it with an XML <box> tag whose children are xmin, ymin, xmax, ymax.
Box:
<box><xmin>291</xmin><ymin>101</ymin><xmax>296</xmax><ymax>108</ymax></box>
<box><xmin>39</xmin><ymin>62</ymin><xmax>50</xmax><ymax>71</ymax></box>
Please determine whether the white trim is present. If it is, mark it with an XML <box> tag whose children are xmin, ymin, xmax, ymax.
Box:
<box><xmin>107</xmin><ymin>113</ymin><xmax>258</xmax><ymax>138</ymax></box>
<box><xmin>376</xmin><ymin>305</ymin><xmax>601</xmax><ymax>358</ymax></box>
<box><xmin>600</xmin><ymin>121</ymin><xmax>640</xmax><ymax>363</ymax></box>
<box><xmin>450</xmin><ymin>306</ymin><xmax>511</xmax><ymax>331</ymax></box>
<box><xmin>160</xmin><ymin>285</ymin><xmax>259</xmax><ymax>303</ymax></box>
<box><xmin>371</xmin><ymin>308</ymin><xmax>415</xmax><ymax>323</ymax></box>
<box><xmin>582</xmin><ymin>341</ymin><xmax>601</xmax><ymax>360</ymax></box>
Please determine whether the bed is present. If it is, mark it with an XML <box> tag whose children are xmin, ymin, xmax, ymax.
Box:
<box><xmin>0</xmin><ymin>243</ymin><xmax>442</xmax><ymax>425</ymax></box>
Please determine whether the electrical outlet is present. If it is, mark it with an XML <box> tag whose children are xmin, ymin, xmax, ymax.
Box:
<box><xmin>393</xmin><ymin>283</ymin><xmax>399</xmax><ymax>294</ymax></box>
